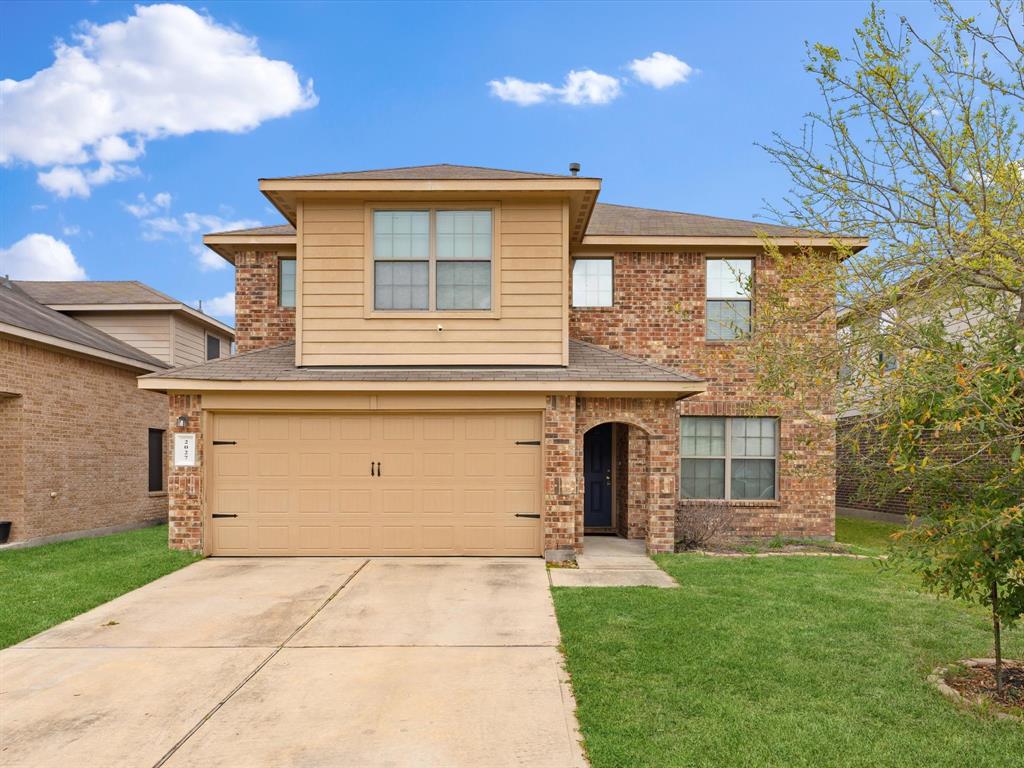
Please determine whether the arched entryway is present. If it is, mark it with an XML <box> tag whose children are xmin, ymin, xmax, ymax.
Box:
<box><xmin>581</xmin><ymin>421</ymin><xmax>651</xmax><ymax>541</ymax></box>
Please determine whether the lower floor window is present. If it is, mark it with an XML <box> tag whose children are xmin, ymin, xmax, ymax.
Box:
<box><xmin>148</xmin><ymin>429</ymin><xmax>165</xmax><ymax>492</ymax></box>
<box><xmin>680</xmin><ymin>416</ymin><xmax>777</xmax><ymax>500</ymax></box>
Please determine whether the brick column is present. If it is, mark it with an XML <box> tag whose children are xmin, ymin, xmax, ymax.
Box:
<box><xmin>168</xmin><ymin>394</ymin><xmax>203</xmax><ymax>552</ymax></box>
<box><xmin>626</xmin><ymin>426</ymin><xmax>649</xmax><ymax>540</ymax></box>
<box><xmin>646</xmin><ymin>398</ymin><xmax>679</xmax><ymax>553</ymax></box>
<box><xmin>543</xmin><ymin>395</ymin><xmax>578</xmax><ymax>553</ymax></box>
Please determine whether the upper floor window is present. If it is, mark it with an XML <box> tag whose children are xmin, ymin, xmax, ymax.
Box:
<box><xmin>572</xmin><ymin>259</ymin><xmax>613</xmax><ymax>307</ymax></box>
<box><xmin>279</xmin><ymin>258</ymin><xmax>296</xmax><ymax>308</ymax></box>
<box><xmin>206</xmin><ymin>334</ymin><xmax>221</xmax><ymax>360</ymax></box>
<box><xmin>373</xmin><ymin>209</ymin><xmax>492</xmax><ymax>311</ymax></box>
<box><xmin>680</xmin><ymin>416</ymin><xmax>777</xmax><ymax>500</ymax></box>
<box><xmin>706</xmin><ymin>258</ymin><xmax>752</xmax><ymax>340</ymax></box>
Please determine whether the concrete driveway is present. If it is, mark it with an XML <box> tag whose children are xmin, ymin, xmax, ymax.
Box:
<box><xmin>0</xmin><ymin>558</ymin><xmax>586</xmax><ymax>768</ymax></box>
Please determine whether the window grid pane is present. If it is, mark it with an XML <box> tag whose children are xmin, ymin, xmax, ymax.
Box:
<box><xmin>681</xmin><ymin>459</ymin><xmax>726</xmax><ymax>499</ymax></box>
<box><xmin>706</xmin><ymin>259</ymin><xmax>752</xmax><ymax>298</ymax></box>
<box><xmin>572</xmin><ymin>259</ymin><xmax>613</xmax><ymax>307</ymax></box>
<box><xmin>706</xmin><ymin>300</ymin><xmax>751</xmax><ymax>340</ymax></box>
<box><xmin>436</xmin><ymin>211</ymin><xmax>492</xmax><ymax>261</ymax></box>
<box><xmin>436</xmin><ymin>262</ymin><xmax>491</xmax><ymax>310</ymax></box>
<box><xmin>374</xmin><ymin>211</ymin><xmax>430</xmax><ymax>261</ymax></box>
<box><xmin>374</xmin><ymin>261</ymin><xmax>428</xmax><ymax>310</ymax></box>
<box><xmin>279</xmin><ymin>259</ymin><xmax>296</xmax><ymax>308</ymax></box>
<box><xmin>731</xmin><ymin>459</ymin><xmax>776</xmax><ymax>500</ymax></box>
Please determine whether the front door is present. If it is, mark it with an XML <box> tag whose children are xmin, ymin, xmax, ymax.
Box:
<box><xmin>583</xmin><ymin>424</ymin><xmax>613</xmax><ymax>528</ymax></box>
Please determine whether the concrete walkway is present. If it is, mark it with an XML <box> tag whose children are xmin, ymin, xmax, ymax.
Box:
<box><xmin>0</xmin><ymin>558</ymin><xmax>587</xmax><ymax>768</ymax></box>
<box><xmin>548</xmin><ymin>536</ymin><xmax>678</xmax><ymax>588</ymax></box>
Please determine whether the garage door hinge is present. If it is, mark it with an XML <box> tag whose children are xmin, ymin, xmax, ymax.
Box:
<box><xmin>515</xmin><ymin>440</ymin><xmax>541</xmax><ymax>446</ymax></box>
<box><xmin>212</xmin><ymin>440</ymin><xmax>237</xmax><ymax>445</ymax></box>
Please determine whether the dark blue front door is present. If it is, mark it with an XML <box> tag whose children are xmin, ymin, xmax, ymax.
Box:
<box><xmin>584</xmin><ymin>424</ymin><xmax>613</xmax><ymax>527</ymax></box>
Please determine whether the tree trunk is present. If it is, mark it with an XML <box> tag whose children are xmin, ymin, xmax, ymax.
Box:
<box><xmin>991</xmin><ymin>580</ymin><xmax>1003</xmax><ymax>696</ymax></box>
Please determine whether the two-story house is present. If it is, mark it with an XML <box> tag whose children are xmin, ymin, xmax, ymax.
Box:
<box><xmin>139</xmin><ymin>164</ymin><xmax>863</xmax><ymax>557</ymax></box>
<box><xmin>1</xmin><ymin>280</ymin><xmax>234</xmax><ymax>546</ymax></box>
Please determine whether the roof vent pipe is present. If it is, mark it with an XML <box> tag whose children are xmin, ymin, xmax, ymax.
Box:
<box><xmin>569</xmin><ymin>162</ymin><xmax>580</xmax><ymax>177</ymax></box>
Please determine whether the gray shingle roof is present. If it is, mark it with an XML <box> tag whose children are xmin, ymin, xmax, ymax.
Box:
<box><xmin>15</xmin><ymin>280</ymin><xmax>177</xmax><ymax>306</ymax></box>
<box><xmin>263</xmin><ymin>163</ymin><xmax>592</xmax><ymax>182</ymax></box>
<box><xmin>587</xmin><ymin>203</ymin><xmax>806</xmax><ymax>237</ymax></box>
<box><xmin>207</xmin><ymin>203</ymin><xmax>806</xmax><ymax>240</ymax></box>
<box><xmin>205</xmin><ymin>224</ymin><xmax>296</xmax><ymax>237</ymax></box>
<box><xmin>143</xmin><ymin>339</ymin><xmax>700</xmax><ymax>384</ymax></box>
<box><xmin>0</xmin><ymin>283</ymin><xmax>168</xmax><ymax>369</ymax></box>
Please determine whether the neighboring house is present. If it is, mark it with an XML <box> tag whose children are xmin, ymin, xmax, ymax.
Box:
<box><xmin>0</xmin><ymin>280</ymin><xmax>235</xmax><ymax>547</ymax></box>
<box><xmin>15</xmin><ymin>280</ymin><xmax>235</xmax><ymax>366</ymax></box>
<box><xmin>139</xmin><ymin>164</ymin><xmax>865</xmax><ymax>557</ymax></box>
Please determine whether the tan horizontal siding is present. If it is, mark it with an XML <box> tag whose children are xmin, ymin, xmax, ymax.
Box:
<box><xmin>173</xmin><ymin>317</ymin><xmax>207</xmax><ymax>366</ymax></box>
<box><xmin>74</xmin><ymin>311</ymin><xmax>172</xmax><ymax>364</ymax></box>
<box><xmin>298</xmin><ymin>199</ymin><xmax>567</xmax><ymax>366</ymax></box>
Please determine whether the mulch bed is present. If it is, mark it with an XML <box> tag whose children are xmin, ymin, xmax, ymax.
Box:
<box><xmin>930</xmin><ymin>659</ymin><xmax>1024</xmax><ymax>721</ymax></box>
<box><xmin>682</xmin><ymin>541</ymin><xmax>878</xmax><ymax>559</ymax></box>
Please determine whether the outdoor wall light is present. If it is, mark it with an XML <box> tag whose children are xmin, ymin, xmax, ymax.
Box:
<box><xmin>176</xmin><ymin>415</ymin><xmax>189</xmax><ymax>428</ymax></box>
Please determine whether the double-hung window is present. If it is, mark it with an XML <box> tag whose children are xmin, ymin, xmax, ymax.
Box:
<box><xmin>680</xmin><ymin>417</ymin><xmax>777</xmax><ymax>500</ymax></box>
<box><xmin>279</xmin><ymin>259</ymin><xmax>296</xmax><ymax>308</ymax></box>
<box><xmin>572</xmin><ymin>258</ymin><xmax>613</xmax><ymax>307</ymax></box>
<box><xmin>706</xmin><ymin>258</ymin><xmax>752</xmax><ymax>340</ymax></box>
<box><xmin>373</xmin><ymin>209</ymin><xmax>492</xmax><ymax>311</ymax></box>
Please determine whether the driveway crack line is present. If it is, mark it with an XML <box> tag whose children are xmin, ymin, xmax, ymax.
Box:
<box><xmin>150</xmin><ymin>558</ymin><xmax>370</xmax><ymax>768</ymax></box>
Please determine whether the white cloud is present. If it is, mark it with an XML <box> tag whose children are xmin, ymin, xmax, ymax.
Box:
<box><xmin>489</xmin><ymin>69</ymin><xmax>621</xmax><ymax>107</ymax></box>
<box><xmin>560</xmin><ymin>70</ymin><xmax>622</xmax><ymax>105</ymax></box>
<box><xmin>628</xmin><ymin>52</ymin><xmax>693</xmax><ymax>89</ymax></box>
<box><xmin>37</xmin><ymin>162</ymin><xmax>139</xmax><ymax>198</ymax></box>
<box><xmin>138</xmin><ymin>210</ymin><xmax>260</xmax><ymax>271</ymax></box>
<box><xmin>487</xmin><ymin>77</ymin><xmax>558</xmax><ymax>106</ymax></box>
<box><xmin>2</xmin><ymin>4</ymin><xmax>318</xmax><ymax>196</ymax></box>
<box><xmin>0</xmin><ymin>233</ymin><xmax>87</xmax><ymax>280</ymax></box>
<box><xmin>123</xmin><ymin>191</ymin><xmax>172</xmax><ymax>218</ymax></box>
<box><xmin>198</xmin><ymin>290</ymin><xmax>235</xmax><ymax>320</ymax></box>
<box><xmin>62</xmin><ymin>225</ymin><xmax>81</xmax><ymax>236</ymax></box>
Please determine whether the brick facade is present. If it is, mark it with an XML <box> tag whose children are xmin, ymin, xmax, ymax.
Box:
<box><xmin>0</xmin><ymin>337</ymin><xmax>168</xmax><ymax>544</ymax></box>
<box><xmin>167</xmin><ymin>393</ymin><xmax>204</xmax><ymax>552</ymax></box>
<box><xmin>234</xmin><ymin>249</ymin><xmax>296</xmax><ymax>353</ymax></box>
<box><xmin>835</xmin><ymin>415</ymin><xmax>910</xmax><ymax>516</ymax></box>
<box><xmin>570</xmin><ymin>251</ymin><xmax>836</xmax><ymax>540</ymax></box>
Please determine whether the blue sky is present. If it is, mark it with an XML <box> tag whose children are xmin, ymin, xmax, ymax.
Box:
<box><xmin>1</xmin><ymin>1</ymin><xmax>947</xmax><ymax>321</ymax></box>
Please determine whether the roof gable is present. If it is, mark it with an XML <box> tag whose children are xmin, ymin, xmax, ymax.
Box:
<box><xmin>262</xmin><ymin>163</ymin><xmax>592</xmax><ymax>182</ymax></box>
<box><xmin>0</xmin><ymin>283</ymin><xmax>167</xmax><ymax>369</ymax></box>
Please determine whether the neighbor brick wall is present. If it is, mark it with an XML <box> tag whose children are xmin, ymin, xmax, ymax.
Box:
<box><xmin>235</xmin><ymin>249</ymin><xmax>296</xmax><ymax>353</ymax></box>
<box><xmin>0</xmin><ymin>336</ymin><xmax>168</xmax><ymax>544</ymax></box>
<box><xmin>835</xmin><ymin>415</ymin><xmax>910</xmax><ymax>516</ymax></box>
<box><xmin>168</xmin><ymin>393</ymin><xmax>204</xmax><ymax>552</ymax></box>
<box><xmin>570</xmin><ymin>251</ymin><xmax>836</xmax><ymax>540</ymax></box>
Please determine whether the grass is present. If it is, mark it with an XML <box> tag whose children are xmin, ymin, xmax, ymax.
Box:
<box><xmin>553</xmin><ymin>554</ymin><xmax>1023</xmax><ymax>768</ymax></box>
<box><xmin>0</xmin><ymin>524</ymin><xmax>201</xmax><ymax>649</ymax></box>
<box><xmin>835</xmin><ymin>514</ymin><xmax>904</xmax><ymax>555</ymax></box>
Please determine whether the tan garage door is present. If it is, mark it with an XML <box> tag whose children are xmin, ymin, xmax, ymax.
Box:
<box><xmin>207</xmin><ymin>412</ymin><xmax>542</xmax><ymax>556</ymax></box>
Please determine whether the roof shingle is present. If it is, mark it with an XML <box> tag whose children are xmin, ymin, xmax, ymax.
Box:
<box><xmin>15</xmin><ymin>280</ymin><xmax>177</xmax><ymax>306</ymax></box>
<box><xmin>0</xmin><ymin>283</ymin><xmax>167</xmax><ymax>368</ymax></box>
<box><xmin>143</xmin><ymin>339</ymin><xmax>700</xmax><ymax>384</ymax></box>
<box><xmin>263</xmin><ymin>163</ymin><xmax>590</xmax><ymax>182</ymax></box>
<box><xmin>205</xmin><ymin>202</ymin><xmax>806</xmax><ymax>240</ymax></box>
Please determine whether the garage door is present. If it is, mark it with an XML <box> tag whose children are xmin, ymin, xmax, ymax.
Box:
<box><xmin>207</xmin><ymin>412</ymin><xmax>542</xmax><ymax>556</ymax></box>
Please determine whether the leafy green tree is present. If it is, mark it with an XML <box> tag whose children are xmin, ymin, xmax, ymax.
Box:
<box><xmin>748</xmin><ymin>0</ymin><xmax>1024</xmax><ymax>689</ymax></box>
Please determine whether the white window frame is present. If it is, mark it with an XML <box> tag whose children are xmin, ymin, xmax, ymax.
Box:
<box><xmin>705</xmin><ymin>257</ymin><xmax>754</xmax><ymax>341</ymax></box>
<box><xmin>364</xmin><ymin>203</ymin><xmax>500</xmax><ymax>318</ymax></box>
<box><xmin>680</xmin><ymin>416</ymin><xmax>779</xmax><ymax>500</ymax></box>
<box><xmin>278</xmin><ymin>257</ymin><xmax>296</xmax><ymax>309</ymax></box>
<box><xmin>571</xmin><ymin>257</ymin><xmax>614</xmax><ymax>308</ymax></box>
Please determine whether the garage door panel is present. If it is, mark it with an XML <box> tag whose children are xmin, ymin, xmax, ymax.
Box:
<box><xmin>208</xmin><ymin>413</ymin><xmax>542</xmax><ymax>556</ymax></box>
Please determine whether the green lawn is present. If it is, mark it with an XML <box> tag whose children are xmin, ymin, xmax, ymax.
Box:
<box><xmin>553</xmin><ymin>553</ymin><xmax>1022</xmax><ymax>767</ymax></box>
<box><xmin>0</xmin><ymin>525</ymin><xmax>201</xmax><ymax>649</ymax></box>
<box><xmin>835</xmin><ymin>514</ymin><xmax>904</xmax><ymax>555</ymax></box>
